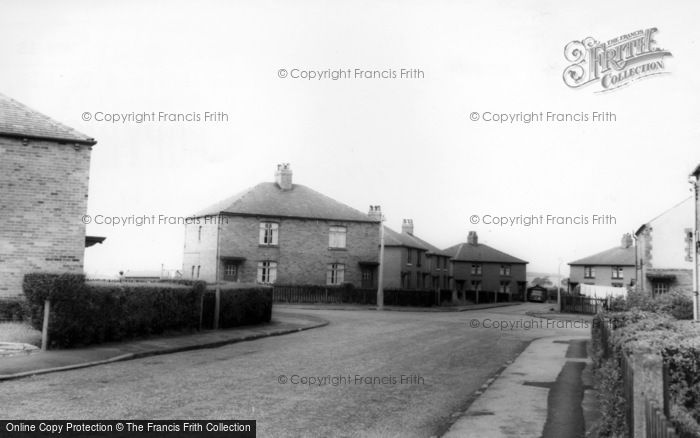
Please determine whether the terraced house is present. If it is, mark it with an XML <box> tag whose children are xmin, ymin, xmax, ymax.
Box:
<box><xmin>182</xmin><ymin>164</ymin><xmax>381</xmax><ymax>287</ymax></box>
<box><xmin>381</xmin><ymin>219</ymin><xmax>451</xmax><ymax>290</ymax></box>
<box><xmin>0</xmin><ymin>93</ymin><xmax>99</xmax><ymax>297</ymax></box>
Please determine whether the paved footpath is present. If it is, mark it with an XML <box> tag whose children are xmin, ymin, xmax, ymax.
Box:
<box><xmin>443</xmin><ymin>335</ymin><xmax>596</xmax><ymax>438</ymax></box>
<box><xmin>0</xmin><ymin>311</ymin><xmax>327</xmax><ymax>381</ymax></box>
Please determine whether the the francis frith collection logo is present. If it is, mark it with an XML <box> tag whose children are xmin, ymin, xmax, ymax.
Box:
<box><xmin>563</xmin><ymin>28</ymin><xmax>672</xmax><ymax>92</ymax></box>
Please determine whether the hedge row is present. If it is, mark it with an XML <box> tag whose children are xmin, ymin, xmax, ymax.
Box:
<box><xmin>202</xmin><ymin>286</ymin><xmax>272</xmax><ymax>329</ymax></box>
<box><xmin>0</xmin><ymin>297</ymin><xmax>26</xmax><ymax>322</ymax></box>
<box><xmin>23</xmin><ymin>273</ymin><xmax>273</xmax><ymax>349</ymax></box>
<box><xmin>591</xmin><ymin>308</ymin><xmax>700</xmax><ymax>437</ymax></box>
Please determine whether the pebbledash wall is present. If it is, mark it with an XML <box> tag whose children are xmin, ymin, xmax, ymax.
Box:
<box><xmin>0</xmin><ymin>137</ymin><xmax>92</xmax><ymax>297</ymax></box>
<box><xmin>183</xmin><ymin>215</ymin><xmax>379</xmax><ymax>286</ymax></box>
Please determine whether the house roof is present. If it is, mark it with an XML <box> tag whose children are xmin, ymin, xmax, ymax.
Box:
<box><xmin>0</xmin><ymin>93</ymin><xmax>96</xmax><ymax>145</ymax></box>
<box><xmin>196</xmin><ymin>182</ymin><xmax>378</xmax><ymax>223</ymax></box>
<box><xmin>443</xmin><ymin>242</ymin><xmax>528</xmax><ymax>264</ymax></box>
<box><xmin>383</xmin><ymin>227</ymin><xmax>451</xmax><ymax>256</ymax></box>
<box><xmin>568</xmin><ymin>246</ymin><xmax>635</xmax><ymax>266</ymax></box>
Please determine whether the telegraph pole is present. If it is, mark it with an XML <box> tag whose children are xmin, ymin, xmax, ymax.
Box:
<box><xmin>377</xmin><ymin>208</ymin><xmax>385</xmax><ymax>311</ymax></box>
<box><xmin>690</xmin><ymin>165</ymin><xmax>700</xmax><ymax>321</ymax></box>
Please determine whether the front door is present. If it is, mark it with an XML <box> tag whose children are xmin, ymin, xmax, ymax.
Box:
<box><xmin>361</xmin><ymin>268</ymin><xmax>374</xmax><ymax>288</ymax></box>
<box><xmin>223</xmin><ymin>262</ymin><xmax>239</xmax><ymax>282</ymax></box>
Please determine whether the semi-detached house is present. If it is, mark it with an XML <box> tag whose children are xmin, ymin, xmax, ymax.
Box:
<box><xmin>182</xmin><ymin>164</ymin><xmax>381</xmax><ymax>287</ymax></box>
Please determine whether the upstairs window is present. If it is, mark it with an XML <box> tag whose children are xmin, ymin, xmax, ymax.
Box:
<box><xmin>584</xmin><ymin>266</ymin><xmax>595</xmax><ymax>279</ymax></box>
<box><xmin>259</xmin><ymin>222</ymin><xmax>279</xmax><ymax>246</ymax></box>
<box><xmin>471</xmin><ymin>264</ymin><xmax>482</xmax><ymax>275</ymax></box>
<box><xmin>612</xmin><ymin>266</ymin><xmax>624</xmax><ymax>279</ymax></box>
<box><xmin>327</xmin><ymin>263</ymin><xmax>345</xmax><ymax>285</ymax></box>
<box><xmin>329</xmin><ymin>226</ymin><xmax>347</xmax><ymax>248</ymax></box>
<box><xmin>407</xmin><ymin>249</ymin><xmax>413</xmax><ymax>265</ymax></box>
<box><xmin>257</xmin><ymin>261</ymin><xmax>277</xmax><ymax>284</ymax></box>
<box><xmin>500</xmin><ymin>265</ymin><xmax>511</xmax><ymax>276</ymax></box>
<box><xmin>416</xmin><ymin>251</ymin><xmax>422</xmax><ymax>268</ymax></box>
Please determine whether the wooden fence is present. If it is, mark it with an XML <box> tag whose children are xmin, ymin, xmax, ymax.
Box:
<box><xmin>272</xmin><ymin>285</ymin><xmax>445</xmax><ymax>307</ymax></box>
<box><xmin>560</xmin><ymin>294</ymin><xmax>607</xmax><ymax>314</ymax></box>
<box><xmin>601</xmin><ymin>319</ymin><xmax>685</xmax><ymax>437</ymax></box>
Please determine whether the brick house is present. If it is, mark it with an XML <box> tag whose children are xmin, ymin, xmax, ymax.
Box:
<box><xmin>568</xmin><ymin>234</ymin><xmax>636</xmax><ymax>292</ymax></box>
<box><xmin>382</xmin><ymin>219</ymin><xmax>451</xmax><ymax>290</ymax></box>
<box><xmin>635</xmin><ymin>198</ymin><xmax>694</xmax><ymax>296</ymax></box>
<box><xmin>182</xmin><ymin>164</ymin><xmax>380</xmax><ymax>287</ymax></box>
<box><xmin>0</xmin><ymin>93</ymin><xmax>97</xmax><ymax>297</ymax></box>
<box><xmin>444</xmin><ymin>231</ymin><xmax>528</xmax><ymax>301</ymax></box>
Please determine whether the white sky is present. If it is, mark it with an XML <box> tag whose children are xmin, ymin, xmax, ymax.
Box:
<box><xmin>1</xmin><ymin>0</ymin><xmax>699</xmax><ymax>278</ymax></box>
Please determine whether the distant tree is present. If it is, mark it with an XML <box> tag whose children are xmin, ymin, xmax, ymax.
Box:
<box><xmin>531</xmin><ymin>276</ymin><xmax>553</xmax><ymax>287</ymax></box>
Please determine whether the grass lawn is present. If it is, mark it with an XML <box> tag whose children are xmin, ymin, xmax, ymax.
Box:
<box><xmin>0</xmin><ymin>322</ymin><xmax>42</xmax><ymax>346</ymax></box>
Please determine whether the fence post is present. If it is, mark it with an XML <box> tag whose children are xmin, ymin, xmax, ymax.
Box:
<box><xmin>41</xmin><ymin>299</ymin><xmax>50</xmax><ymax>351</ymax></box>
<box><xmin>630</xmin><ymin>349</ymin><xmax>664</xmax><ymax>438</ymax></box>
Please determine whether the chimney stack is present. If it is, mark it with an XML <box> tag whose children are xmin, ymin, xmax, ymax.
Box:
<box><xmin>275</xmin><ymin>163</ymin><xmax>293</xmax><ymax>191</ymax></box>
<box><xmin>621</xmin><ymin>233</ymin><xmax>633</xmax><ymax>249</ymax></box>
<box><xmin>402</xmin><ymin>219</ymin><xmax>414</xmax><ymax>235</ymax></box>
<box><xmin>368</xmin><ymin>205</ymin><xmax>383</xmax><ymax>221</ymax></box>
<box><xmin>467</xmin><ymin>231</ymin><xmax>478</xmax><ymax>245</ymax></box>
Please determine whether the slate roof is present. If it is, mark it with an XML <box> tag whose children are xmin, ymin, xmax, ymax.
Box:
<box><xmin>383</xmin><ymin>227</ymin><xmax>451</xmax><ymax>256</ymax></box>
<box><xmin>0</xmin><ymin>93</ymin><xmax>96</xmax><ymax>145</ymax></box>
<box><xmin>196</xmin><ymin>182</ymin><xmax>378</xmax><ymax>223</ymax></box>
<box><xmin>568</xmin><ymin>246</ymin><xmax>635</xmax><ymax>266</ymax></box>
<box><xmin>443</xmin><ymin>242</ymin><xmax>528</xmax><ymax>264</ymax></box>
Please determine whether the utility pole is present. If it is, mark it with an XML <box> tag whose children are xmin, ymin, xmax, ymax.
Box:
<box><xmin>690</xmin><ymin>166</ymin><xmax>700</xmax><ymax>321</ymax></box>
<box><xmin>557</xmin><ymin>259</ymin><xmax>562</xmax><ymax>312</ymax></box>
<box><xmin>377</xmin><ymin>207</ymin><xmax>385</xmax><ymax>311</ymax></box>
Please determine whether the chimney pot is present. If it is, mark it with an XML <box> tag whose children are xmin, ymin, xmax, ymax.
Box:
<box><xmin>467</xmin><ymin>231</ymin><xmax>478</xmax><ymax>245</ymax></box>
<box><xmin>368</xmin><ymin>205</ymin><xmax>383</xmax><ymax>221</ymax></box>
<box><xmin>401</xmin><ymin>219</ymin><xmax>414</xmax><ymax>235</ymax></box>
<box><xmin>275</xmin><ymin>163</ymin><xmax>293</xmax><ymax>191</ymax></box>
<box><xmin>621</xmin><ymin>233</ymin><xmax>633</xmax><ymax>249</ymax></box>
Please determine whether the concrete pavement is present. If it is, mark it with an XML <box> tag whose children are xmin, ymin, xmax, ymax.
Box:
<box><xmin>0</xmin><ymin>311</ymin><xmax>328</xmax><ymax>381</ymax></box>
<box><xmin>443</xmin><ymin>334</ymin><xmax>596</xmax><ymax>438</ymax></box>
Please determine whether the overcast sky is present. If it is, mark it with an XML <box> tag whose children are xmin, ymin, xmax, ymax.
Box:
<box><xmin>2</xmin><ymin>0</ymin><xmax>699</xmax><ymax>278</ymax></box>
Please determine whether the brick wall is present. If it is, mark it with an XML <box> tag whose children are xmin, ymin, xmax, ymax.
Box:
<box><xmin>0</xmin><ymin>137</ymin><xmax>92</xmax><ymax>297</ymax></box>
<box><xmin>183</xmin><ymin>215</ymin><xmax>380</xmax><ymax>286</ymax></box>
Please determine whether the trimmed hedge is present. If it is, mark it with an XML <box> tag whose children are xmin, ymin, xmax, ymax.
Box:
<box><xmin>23</xmin><ymin>273</ymin><xmax>273</xmax><ymax>349</ymax></box>
<box><xmin>592</xmin><ymin>310</ymin><xmax>700</xmax><ymax>437</ymax></box>
<box><xmin>0</xmin><ymin>297</ymin><xmax>26</xmax><ymax>322</ymax></box>
<box><xmin>202</xmin><ymin>285</ymin><xmax>272</xmax><ymax>329</ymax></box>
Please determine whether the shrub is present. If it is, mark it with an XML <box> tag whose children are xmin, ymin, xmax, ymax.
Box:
<box><xmin>217</xmin><ymin>286</ymin><xmax>272</xmax><ymax>328</ymax></box>
<box><xmin>23</xmin><ymin>273</ymin><xmax>202</xmax><ymax>348</ymax></box>
<box><xmin>0</xmin><ymin>297</ymin><xmax>26</xmax><ymax>322</ymax></box>
<box><xmin>592</xmin><ymin>309</ymin><xmax>700</xmax><ymax>436</ymax></box>
<box><xmin>655</xmin><ymin>289</ymin><xmax>694</xmax><ymax>320</ymax></box>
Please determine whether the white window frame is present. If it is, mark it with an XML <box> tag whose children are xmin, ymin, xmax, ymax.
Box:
<box><xmin>257</xmin><ymin>261</ymin><xmax>277</xmax><ymax>284</ymax></box>
<box><xmin>584</xmin><ymin>266</ymin><xmax>595</xmax><ymax>279</ymax></box>
<box><xmin>329</xmin><ymin>226</ymin><xmax>347</xmax><ymax>249</ymax></box>
<box><xmin>612</xmin><ymin>266</ymin><xmax>624</xmax><ymax>279</ymax></box>
<box><xmin>259</xmin><ymin>222</ymin><xmax>279</xmax><ymax>246</ymax></box>
<box><xmin>471</xmin><ymin>264</ymin><xmax>482</xmax><ymax>275</ymax></box>
<box><xmin>500</xmin><ymin>264</ymin><xmax>511</xmax><ymax>276</ymax></box>
<box><xmin>327</xmin><ymin>263</ymin><xmax>345</xmax><ymax>285</ymax></box>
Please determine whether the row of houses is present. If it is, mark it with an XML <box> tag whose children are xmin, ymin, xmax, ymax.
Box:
<box><xmin>182</xmin><ymin>164</ymin><xmax>529</xmax><ymax>298</ymax></box>
<box><xmin>568</xmin><ymin>194</ymin><xmax>698</xmax><ymax>297</ymax></box>
<box><xmin>0</xmin><ymin>93</ymin><xmax>529</xmax><ymax>299</ymax></box>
